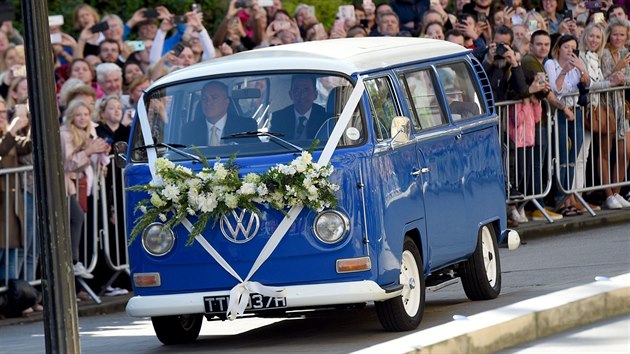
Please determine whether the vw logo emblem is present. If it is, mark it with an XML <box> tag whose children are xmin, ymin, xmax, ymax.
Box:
<box><xmin>220</xmin><ymin>209</ymin><xmax>260</xmax><ymax>244</ymax></box>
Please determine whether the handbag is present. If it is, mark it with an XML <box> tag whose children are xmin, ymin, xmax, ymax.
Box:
<box><xmin>585</xmin><ymin>104</ymin><xmax>616</xmax><ymax>133</ymax></box>
<box><xmin>77</xmin><ymin>176</ymin><xmax>88</xmax><ymax>213</ymax></box>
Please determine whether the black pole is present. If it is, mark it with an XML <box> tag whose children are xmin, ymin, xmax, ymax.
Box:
<box><xmin>21</xmin><ymin>1</ymin><xmax>81</xmax><ymax>353</ymax></box>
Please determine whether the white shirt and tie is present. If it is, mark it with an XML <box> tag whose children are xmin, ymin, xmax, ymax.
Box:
<box><xmin>294</xmin><ymin>108</ymin><xmax>312</xmax><ymax>139</ymax></box>
<box><xmin>205</xmin><ymin>114</ymin><xmax>227</xmax><ymax>146</ymax></box>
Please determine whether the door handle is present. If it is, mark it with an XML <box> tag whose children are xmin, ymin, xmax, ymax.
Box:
<box><xmin>412</xmin><ymin>168</ymin><xmax>430</xmax><ymax>176</ymax></box>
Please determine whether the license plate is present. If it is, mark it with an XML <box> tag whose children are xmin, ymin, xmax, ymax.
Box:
<box><xmin>203</xmin><ymin>294</ymin><xmax>287</xmax><ymax>315</ymax></box>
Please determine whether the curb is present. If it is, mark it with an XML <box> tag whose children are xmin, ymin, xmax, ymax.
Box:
<box><xmin>515</xmin><ymin>208</ymin><xmax>630</xmax><ymax>240</ymax></box>
<box><xmin>351</xmin><ymin>273</ymin><xmax>630</xmax><ymax>354</ymax></box>
<box><xmin>0</xmin><ymin>294</ymin><xmax>132</xmax><ymax>327</ymax></box>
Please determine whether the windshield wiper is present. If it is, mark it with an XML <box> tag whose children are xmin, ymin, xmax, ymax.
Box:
<box><xmin>132</xmin><ymin>142</ymin><xmax>203</xmax><ymax>163</ymax></box>
<box><xmin>223</xmin><ymin>131</ymin><xmax>304</xmax><ymax>153</ymax></box>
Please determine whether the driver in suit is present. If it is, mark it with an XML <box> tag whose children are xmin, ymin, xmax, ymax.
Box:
<box><xmin>271</xmin><ymin>75</ymin><xmax>327</xmax><ymax>139</ymax></box>
<box><xmin>188</xmin><ymin>81</ymin><xmax>257</xmax><ymax>146</ymax></box>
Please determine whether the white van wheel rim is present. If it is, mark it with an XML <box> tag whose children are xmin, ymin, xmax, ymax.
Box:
<box><xmin>400</xmin><ymin>250</ymin><xmax>421</xmax><ymax>316</ymax></box>
<box><xmin>480</xmin><ymin>226</ymin><xmax>497</xmax><ymax>287</ymax></box>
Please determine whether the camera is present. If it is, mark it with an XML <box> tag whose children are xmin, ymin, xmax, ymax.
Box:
<box><xmin>172</xmin><ymin>15</ymin><xmax>187</xmax><ymax>25</ymax></box>
<box><xmin>458</xmin><ymin>14</ymin><xmax>468</xmax><ymax>23</ymax></box>
<box><xmin>563</xmin><ymin>9</ymin><xmax>573</xmax><ymax>20</ymax></box>
<box><xmin>496</xmin><ymin>43</ymin><xmax>507</xmax><ymax>56</ymax></box>
<box><xmin>89</xmin><ymin>21</ymin><xmax>109</xmax><ymax>34</ymax></box>
<box><xmin>172</xmin><ymin>42</ymin><xmax>186</xmax><ymax>57</ymax></box>
<box><xmin>235</xmin><ymin>0</ymin><xmax>252</xmax><ymax>8</ymax></box>
<box><xmin>573</xmin><ymin>48</ymin><xmax>580</xmax><ymax>57</ymax></box>
<box><xmin>143</xmin><ymin>8</ymin><xmax>159</xmax><ymax>19</ymax></box>
<box><xmin>477</xmin><ymin>13</ymin><xmax>487</xmax><ymax>23</ymax></box>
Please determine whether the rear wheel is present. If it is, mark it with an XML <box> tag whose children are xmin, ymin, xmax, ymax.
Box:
<box><xmin>375</xmin><ymin>237</ymin><xmax>425</xmax><ymax>331</ymax></box>
<box><xmin>151</xmin><ymin>314</ymin><xmax>203</xmax><ymax>345</ymax></box>
<box><xmin>460</xmin><ymin>224</ymin><xmax>501</xmax><ymax>300</ymax></box>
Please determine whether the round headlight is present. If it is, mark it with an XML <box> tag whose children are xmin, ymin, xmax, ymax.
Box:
<box><xmin>142</xmin><ymin>223</ymin><xmax>175</xmax><ymax>256</ymax></box>
<box><xmin>313</xmin><ymin>210</ymin><xmax>350</xmax><ymax>244</ymax></box>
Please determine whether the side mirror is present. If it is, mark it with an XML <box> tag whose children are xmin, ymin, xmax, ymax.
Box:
<box><xmin>389</xmin><ymin>116</ymin><xmax>411</xmax><ymax>148</ymax></box>
<box><xmin>113</xmin><ymin>141</ymin><xmax>128</xmax><ymax>168</ymax></box>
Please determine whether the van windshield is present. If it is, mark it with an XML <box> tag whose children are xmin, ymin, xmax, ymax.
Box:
<box><xmin>130</xmin><ymin>73</ymin><xmax>364</xmax><ymax>162</ymax></box>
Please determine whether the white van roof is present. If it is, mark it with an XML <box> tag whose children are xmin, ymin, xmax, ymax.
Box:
<box><xmin>153</xmin><ymin>37</ymin><xmax>469</xmax><ymax>86</ymax></box>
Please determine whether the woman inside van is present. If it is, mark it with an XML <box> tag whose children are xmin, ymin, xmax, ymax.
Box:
<box><xmin>544</xmin><ymin>34</ymin><xmax>590</xmax><ymax>216</ymax></box>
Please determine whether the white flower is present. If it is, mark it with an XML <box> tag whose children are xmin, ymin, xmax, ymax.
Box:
<box><xmin>225</xmin><ymin>194</ymin><xmax>238</xmax><ymax>209</ymax></box>
<box><xmin>150</xmin><ymin>193</ymin><xmax>166</xmax><ymax>207</ymax></box>
<box><xmin>300</xmin><ymin>151</ymin><xmax>313</xmax><ymax>163</ymax></box>
<box><xmin>155</xmin><ymin>158</ymin><xmax>175</xmax><ymax>172</ymax></box>
<box><xmin>256</xmin><ymin>183</ymin><xmax>268</xmax><ymax>196</ymax></box>
<box><xmin>238</xmin><ymin>182</ymin><xmax>257</xmax><ymax>195</ymax></box>
<box><xmin>278</xmin><ymin>164</ymin><xmax>296</xmax><ymax>176</ymax></box>
<box><xmin>139</xmin><ymin>205</ymin><xmax>147</xmax><ymax>214</ymax></box>
<box><xmin>307</xmin><ymin>185</ymin><xmax>318</xmax><ymax>200</ymax></box>
<box><xmin>244</xmin><ymin>173</ymin><xmax>260</xmax><ymax>184</ymax></box>
<box><xmin>293</xmin><ymin>160</ymin><xmax>307</xmax><ymax>173</ymax></box>
<box><xmin>162</xmin><ymin>183</ymin><xmax>180</xmax><ymax>201</ymax></box>
<box><xmin>159</xmin><ymin>213</ymin><xmax>167</xmax><ymax>222</ymax></box>
<box><xmin>198</xmin><ymin>193</ymin><xmax>218</xmax><ymax>213</ymax></box>
<box><xmin>213</xmin><ymin>164</ymin><xmax>228</xmax><ymax>181</ymax></box>
<box><xmin>198</xmin><ymin>171</ymin><xmax>213</xmax><ymax>181</ymax></box>
<box><xmin>175</xmin><ymin>165</ymin><xmax>193</xmax><ymax>176</ymax></box>
<box><xmin>187</xmin><ymin>207</ymin><xmax>196</xmax><ymax>216</ymax></box>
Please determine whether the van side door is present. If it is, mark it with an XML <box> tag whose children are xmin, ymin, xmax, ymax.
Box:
<box><xmin>398</xmin><ymin>66</ymin><xmax>469</xmax><ymax>270</ymax></box>
<box><xmin>435</xmin><ymin>60</ymin><xmax>504</xmax><ymax>255</ymax></box>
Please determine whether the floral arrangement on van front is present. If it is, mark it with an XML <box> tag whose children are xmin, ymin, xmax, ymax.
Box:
<box><xmin>129</xmin><ymin>150</ymin><xmax>339</xmax><ymax>245</ymax></box>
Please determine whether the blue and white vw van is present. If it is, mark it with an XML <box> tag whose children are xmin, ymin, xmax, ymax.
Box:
<box><xmin>120</xmin><ymin>37</ymin><xmax>519</xmax><ymax>344</ymax></box>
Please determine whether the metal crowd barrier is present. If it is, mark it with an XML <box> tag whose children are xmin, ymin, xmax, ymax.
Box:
<box><xmin>497</xmin><ymin>99</ymin><xmax>555</xmax><ymax>221</ymax></box>
<box><xmin>497</xmin><ymin>85</ymin><xmax>630</xmax><ymax>222</ymax></box>
<box><xmin>554</xmin><ymin>85</ymin><xmax>630</xmax><ymax>215</ymax></box>
<box><xmin>0</xmin><ymin>157</ymin><xmax>129</xmax><ymax>299</ymax></box>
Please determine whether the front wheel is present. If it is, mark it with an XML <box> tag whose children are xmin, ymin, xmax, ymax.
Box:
<box><xmin>152</xmin><ymin>314</ymin><xmax>203</xmax><ymax>345</ymax></box>
<box><xmin>460</xmin><ymin>224</ymin><xmax>501</xmax><ymax>300</ymax></box>
<box><xmin>375</xmin><ymin>237</ymin><xmax>425</xmax><ymax>331</ymax></box>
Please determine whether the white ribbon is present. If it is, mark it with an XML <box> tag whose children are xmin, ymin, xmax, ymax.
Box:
<box><xmin>227</xmin><ymin>281</ymin><xmax>287</xmax><ymax>320</ymax></box>
<box><xmin>137</xmin><ymin>98</ymin><xmax>157</xmax><ymax>178</ymax></box>
<box><xmin>137</xmin><ymin>77</ymin><xmax>365</xmax><ymax>320</ymax></box>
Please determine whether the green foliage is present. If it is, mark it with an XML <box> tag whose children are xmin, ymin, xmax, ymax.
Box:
<box><xmin>282</xmin><ymin>0</ymin><xmax>345</xmax><ymax>29</ymax></box>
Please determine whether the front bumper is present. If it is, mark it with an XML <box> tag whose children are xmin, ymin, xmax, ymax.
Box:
<box><xmin>127</xmin><ymin>280</ymin><xmax>399</xmax><ymax>317</ymax></box>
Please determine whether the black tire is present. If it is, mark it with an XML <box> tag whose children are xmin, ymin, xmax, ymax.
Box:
<box><xmin>375</xmin><ymin>237</ymin><xmax>425</xmax><ymax>331</ymax></box>
<box><xmin>151</xmin><ymin>314</ymin><xmax>203</xmax><ymax>345</ymax></box>
<box><xmin>460</xmin><ymin>224</ymin><xmax>501</xmax><ymax>300</ymax></box>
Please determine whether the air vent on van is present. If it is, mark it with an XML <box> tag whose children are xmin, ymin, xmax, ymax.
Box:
<box><xmin>470</xmin><ymin>56</ymin><xmax>495</xmax><ymax>116</ymax></box>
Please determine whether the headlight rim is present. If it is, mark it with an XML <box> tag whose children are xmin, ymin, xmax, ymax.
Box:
<box><xmin>313</xmin><ymin>209</ymin><xmax>350</xmax><ymax>244</ymax></box>
<box><xmin>141</xmin><ymin>222</ymin><xmax>175</xmax><ymax>257</ymax></box>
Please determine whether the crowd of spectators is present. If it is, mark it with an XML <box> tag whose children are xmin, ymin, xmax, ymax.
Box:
<box><xmin>1</xmin><ymin>0</ymin><xmax>630</xmax><ymax>316</ymax></box>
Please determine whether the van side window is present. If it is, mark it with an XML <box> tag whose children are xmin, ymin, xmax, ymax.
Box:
<box><xmin>365</xmin><ymin>77</ymin><xmax>398</xmax><ymax>141</ymax></box>
<box><xmin>436</xmin><ymin>62</ymin><xmax>486</xmax><ymax>121</ymax></box>
<box><xmin>400</xmin><ymin>70</ymin><xmax>446</xmax><ymax>130</ymax></box>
